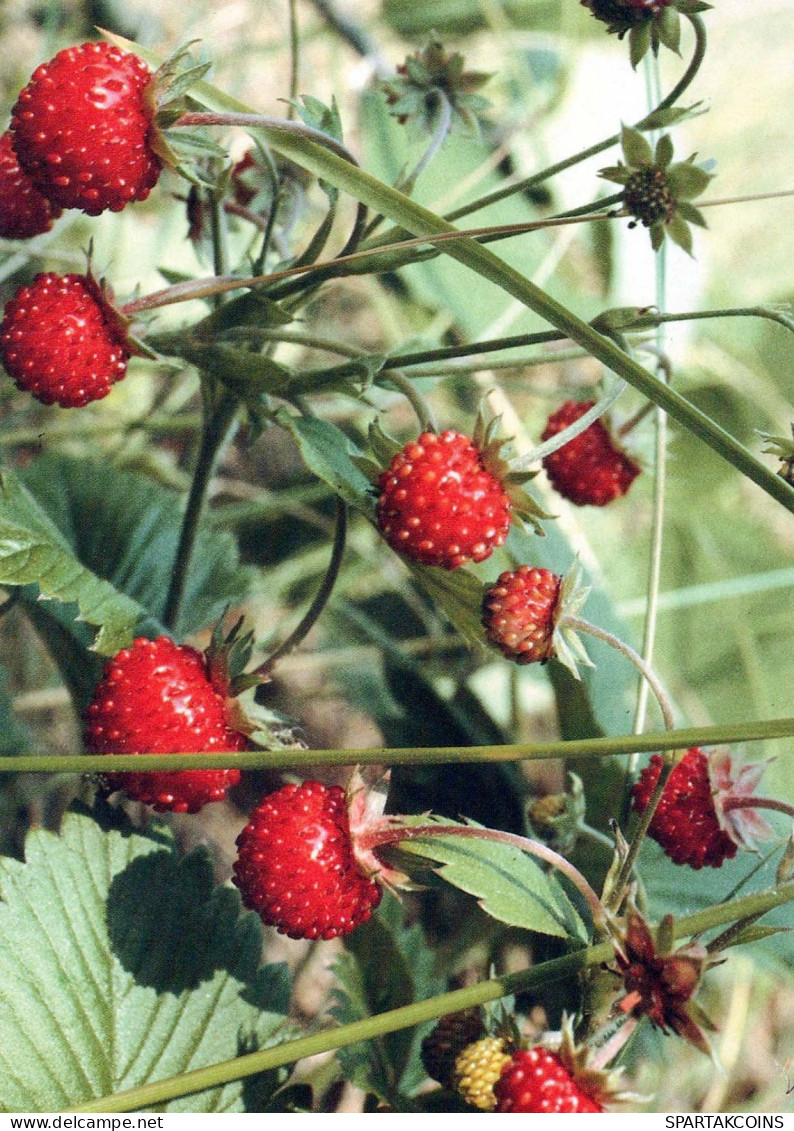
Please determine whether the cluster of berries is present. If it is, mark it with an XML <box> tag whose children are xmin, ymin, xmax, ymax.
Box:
<box><xmin>420</xmin><ymin>1010</ymin><xmax>625</xmax><ymax>1112</ymax></box>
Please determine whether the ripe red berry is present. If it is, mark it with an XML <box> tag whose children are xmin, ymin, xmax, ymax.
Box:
<box><xmin>541</xmin><ymin>400</ymin><xmax>641</xmax><ymax>506</ymax></box>
<box><xmin>482</xmin><ymin>566</ymin><xmax>562</xmax><ymax>664</ymax></box>
<box><xmin>84</xmin><ymin>636</ymin><xmax>246</xmax><ymax>814</ymax></box>
<box><xmin>376</xmin><ymin>430</ymin><xmax>512</xmax><ymax>570</ymax></box>
<box><xmin>233</xmin><ymin>780</ymin><xmax>383</xmax><ymax>940</ymax></box>
<box><xmin>494</xmin><ymin>1048</ymin><xmax>603</xmax><ymax>1113</ymax></box>
<box><xmin>10</xmin><ymin>41</ymin><xmax>161</xmax><ymax>216</ymax></box>
<box><xmin>631</xmin><ymin>748</ymin><xmax>737</xmax><ymax>869</ymax></box>
<box><xmin>0</xmin><ymin>131</ymin><xmax>63</xmax><ymax>239</ymax></box>
<box><xmin>0</xmin><ymin>272</ymin><xmax>132</xmax><ymax>407</ymax></box>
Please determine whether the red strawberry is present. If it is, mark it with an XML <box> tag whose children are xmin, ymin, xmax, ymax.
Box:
<box><xmin>84</xmin><ymin>636</ymin><xmax>246</xmax><ymax>814</ymax></box>
<box><xmin>10</xmin><ymin>41</ymin><xmax>161</xmax><ymax>215</ymax></box>
<box><xmin>233</xmin><ymin>780</ymin><xmax>383</xmax><ymax>940</ymax></box>
<box><xmin>376</xmin><ymin>430</ymin><xmax>512</xmax><ymax>569</ymax></box>
<box><xmin>494</xmin><ymin>1048</ymin><xmax>603</xmax><ymax>1113</ymax></box>
<box><xmin>482</xmin><ymin>566</ymin><xmax>562</xmax><ymax>664</ymax></box>
<box><xmin>0</xmin><ymin>272</ymin><xmax>132</xmax><ymax>407</ymax></box>
<box><xmin>0</xmin><ymin>130</ymin><xmax>62</xmax><ymax>238</ymax></box>
<box><xmin>631</xmin><ymin>747</ymin><xmax>773</xmax><ymax>869</ymax></box>
<box><xmin>540</xmin><ymin>400</ymin><xmax>640</xmax><ymax>506</ymax></box>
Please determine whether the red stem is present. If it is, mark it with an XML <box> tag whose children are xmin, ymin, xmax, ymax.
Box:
<box><xmin>722</xmin><ymin>795</ymin><xmax>794</xmax><ymax>818</ymax></box>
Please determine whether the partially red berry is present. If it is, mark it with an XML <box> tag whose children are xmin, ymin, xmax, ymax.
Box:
<box><xmin>376</xmin><ymin>430</ymin><xmax>512</xmax><ymax>569</ymax></box>
<box><xmin>494</xmin><ymin>1047</ymin><xmax>603</xmax><ymax>1113</ymax></box>
<box><xmin>631</xmin><ymin>748</ymin><xmax>737</xmax><ymax>869</ymax></box>
<box><xmin>0</xmin><ymin>131</ymin><xmax>62</xmax><ymax>238</ymax></box>
<box><xmin>233</xmin><ymin>781</ymin><xmax>383</xmax><ymax>940</ymax></box>
<box><xmin>482</xmin><ymin>566</ymin><xmax>562</xmax><ymax>664</ymax></box>
<box><xmin>10</xmin><ymin>41</ymin><xmax>161</xmax><ymax>215</ymax></box>
<box><xmin>84</xmin><ymin>636</ymin><xmax>245</xmax><ymax>814</ymax></box>
<box><xmin>541</xmin><ymin>400</ymin><xmax>641</xmax><ymax>506</ymax></box>
<box><xmin>1</xmin><ymin>272</ymin><xmax>131</xmax><ymax>407</ymax></box>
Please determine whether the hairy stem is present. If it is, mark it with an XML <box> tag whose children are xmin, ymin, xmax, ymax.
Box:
<box><xmin>562</xmin><ymin>616</ymin><xmax>676</xmax><ymax>732</ymax></box>
<box><xmin>6</xmin><ymin>717</ymin><xmax>793</xmax><ymax>775</ymax></box>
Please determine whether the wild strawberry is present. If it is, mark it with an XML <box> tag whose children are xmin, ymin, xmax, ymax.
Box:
<box><xmin>494</xmin><ymin>1047</ymin><xmax>603</xmax><ymax>1113</ymax></box>
<box><xmin>540</xmin><ymin>400</ymin><xmax>641</xmax><ymax>506</ymax></box>
<box><xmin>233</xmin><ymin>780</ymin><xmax>383</xmax><ymax>940</ymax></box>
<box><xmin>10</xmin><ymin>41</ymin><xmax>161</xmax><ymax>215</ymax></box>
<box><xmin>631</xmin><ymin>747</ymin><xmax>774</xmax><ymax>869</ymax></box>
<box><xmin>482</xmin><ymin>563</ymin><xmax>591</xmax><ymax>676</ymax></box>
<box><xmin>453</xmin><ymin>1037</ymin><xmax>512</xmax><ymax>1111</ymax></box>
<box><xmin>0</xmin><ymin>272</ymin><xmax>132</xmax><ymax>407</ymax></box>
<box><xmin>376</xmin><ymin>430</ymin><xmax>512</xmax><ymax>569</ymax></box>
<box><xmin>482</xmin><ymin>566</ymin><xmax>562</xmax><ymax>664</ymax></box>
<box><xmin>84</xmin><ymin>636</ymin><xmax>246</xmax><ymax>814</ymax></box>
<box><xmin>0</xmin><ymin>131</ymin><xmax>62</xmax><ymax>239</ymax></box>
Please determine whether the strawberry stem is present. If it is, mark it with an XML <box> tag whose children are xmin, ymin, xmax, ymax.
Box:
<box><xmin>255</xmin><ymin>497</ymin><xmax>348</xmax><ymax>676</ymax></box>
<box><xmin>561</xmin><ymin>616</ymin><xmax>676</xmax><ymax>732</ymax></box>
<box><xmin>722</xmin><ymin>795</ymin><xmax>794</xmax><ymax>819</ymax></box>
<box><xmin>162</xmin><ymin>386</ymin><xmax>240</xmax><ymax>631</ymax></box>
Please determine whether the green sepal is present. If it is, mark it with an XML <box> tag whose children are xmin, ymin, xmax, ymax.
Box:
<box><xmin>628</xmin><ymin>22</ymin><xmax>653</xmax><ymax>68</ymax></box>
<box><xmin>666</xmin><ymin>214</ymin><xmax>694</xmax><ymax>256</ymax></box>
<box><xmin>621</xmin><ymin>124</ymin><xmax>653</xmax><ymax>168</ymax></box>
<box><xmin>655</xmin><ymin>132</ymin><xmax>675</xmax><ymax>170</ymax></box>
<box><xmin>675</xmin><ymin>201</ymin><xmax>708</xmax><ymax>227</ymax></box>
<box><xmin>656</xmin><ymin>4</ymin><xmax>682</xmax><ymax>54</ymax></box>
<box><xmin>666</xmin><ymin>160</ymin><xmax>714</xmax><ymax>199</ymax></box>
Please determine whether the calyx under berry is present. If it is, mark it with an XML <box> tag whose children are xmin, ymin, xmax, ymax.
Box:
<box><xmin>611</xmin><ymin>907</ymin><xmax>715</xmax><ymax>1053</ymax></box>
<box><xmin>600</xmin><ymin>126</ymin><xmax>713</xmax><ymax>253</ymax></box>
<box><xmin>380</xmin><ymin>35</ymin><xmax>492</xmax><ymax>138</ymax></box>
<box><xmin>581</xmin><ymin>0</ymin><xmax>711</xmax><ymax>68</ymax></box>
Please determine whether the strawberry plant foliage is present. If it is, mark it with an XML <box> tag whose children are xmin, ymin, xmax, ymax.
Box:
<box><xmin>0</xmin><ymin>802</ymin><xmax>293</xmax><ymax>1113</ymax></box>
<box><xmin>330</xmin><ymin>895</ymin><xmax>447</xmax><ymax>1105</ymax></box>
<box><xmin>395</xmin><ymin>817</ymin><xmax>589</xmax><ymax>942</ymax></box>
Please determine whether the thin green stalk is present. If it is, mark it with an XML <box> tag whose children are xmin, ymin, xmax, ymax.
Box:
<box><xmin>162</xmin><ymin>388</ymin><xmax>239</xmax><ymax>631</ymax></box>
<box><xmin>66</xmin><ymin>880</ymin><xmax>794</xmax><ymax>1114</ymax></box>
<box><xmin>5</xmin><ymin>716</ymin><xmax>793</xmax><ymax>775</ymax></box>
<box><xmin>287</xmin><ymin>0</ymin><xmax>299</xmax><ymax>117</ymax></box>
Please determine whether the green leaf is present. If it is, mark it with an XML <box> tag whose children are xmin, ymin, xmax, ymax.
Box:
<box><xmin>406</xmin><ymin>563</ymin><xmax>488</xmax><ymax>651</ymax></box>
<box><xmin>20</xmin><ymin>453</ymin><xmax>251</xmax><ymax>643</ymax></box>
<box><xmin>330</xmin><ymin>895</ymin><xmax>445</xmax><ymax>1105</ymax></box>
<box><xmin>0</xmin><ymin>468</ymin><xmax>146</xmax><ymax>656</ymax></box>
<box><xmin>275</xmin><ymin>410</ymin><xmax>376</xmax><ymax>514</ymax></box>
<box><xmin>0</xmin><ymin>802</ymin><xmax>294</xmax><ymax>1112</ymax></box>
<box><xmin>396</xmin><ymin>818</ymin><xmax>589</xmax><ymax>942</ymax></box>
